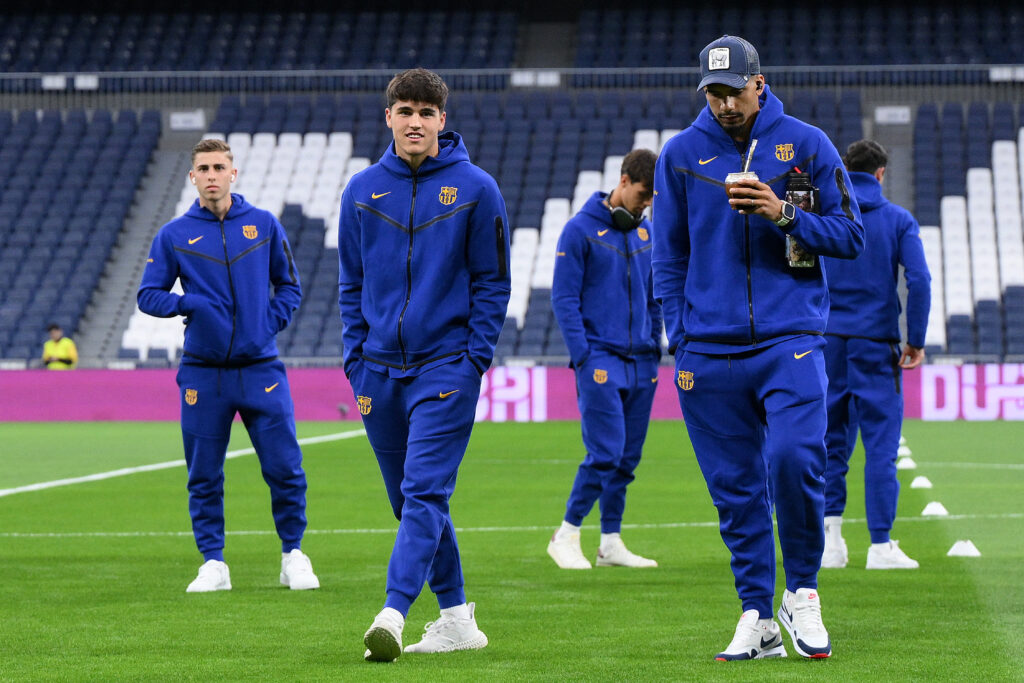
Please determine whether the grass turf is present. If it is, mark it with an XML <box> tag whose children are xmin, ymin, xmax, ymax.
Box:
<box><xmin>0</xmin><ymin>419</ymin><xmax>1022</xmax><ymax>681</ymax></box>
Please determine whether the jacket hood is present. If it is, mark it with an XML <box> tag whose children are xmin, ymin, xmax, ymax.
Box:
<box><xmin>848</xmin><ymin>171</ymin><xmax>886</xmax><ymax>211</ymax></box>
<box><xmin>185</xmin><ymin>193</ymin><xmax>255</xmax><ymax>221</ymax></box>
<box><xmin>692</xmin><ymin>83</ymin><xmax>785</xmax><ymax>142</ymax></box>
<box><xmin>579</xmin><ymin>191</ymin><xmax>616</xmax><ymax>226</ymax></box>
<box><xmin>379</xmin><ymin>131</ymin><xmax>470</xmax><ymax>178</ymax></box>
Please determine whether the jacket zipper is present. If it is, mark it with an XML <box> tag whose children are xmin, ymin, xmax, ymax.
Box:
<box><xmin>737</xmin><ymin>142</ymin><xmax>757</xmax><ymax>345</ymax></box>
<box><xmin>744</xmin><ymin>215</ymin><xmax>756</xmax><ymax>344</ymax></box>
<box><xmin>625</xmin><ymin>230</ymin><xmax>634</xmax><ymax>354</ymax></box>
<box><xmin>220</xmin><ymin>218</ymin><xmax>238</xmax><ymax>362</ymax></box>
<box><xmin>396</xmin><ymin>174</ymin><xmax>418</xmax><ymax>370</ymax></box>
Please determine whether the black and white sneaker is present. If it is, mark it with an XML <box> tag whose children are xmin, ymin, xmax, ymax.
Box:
<box><xmin>715</xmin><ymin>609</ymin><xmax>788</xmax><ymax>661</ymax></box>
<box><xmin>778</xmin><ymin>588</ymin><xmax>832</xmax><ymax>658</ymax></box>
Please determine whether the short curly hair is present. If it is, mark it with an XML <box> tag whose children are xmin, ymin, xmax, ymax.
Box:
<box><xmin>844</xmin><ymin>139</ymin><xmax>888</xmax><ymax>174</ymax></box>
<box><xmin>386</xmin><ymin>68</ymin><xmax>449</xmax><ymax>111</ymax></box>
<box><xmin>621</xmin><ymin>149</ymin><xmax>657</xmax><ymax>188</ymax></box>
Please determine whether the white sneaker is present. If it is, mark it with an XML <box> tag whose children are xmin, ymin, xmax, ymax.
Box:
<box><xmin>547</xmin><ymin>530</ymin><xmax>591</xmax><ymax>569</ymax></box>
<box><xmin>595</xmin><ymin>537</ymin><xmax>658</xmax><ymax>568</ymax></box>
<box><xmin>715</xmin><ymin>609</ymin><xmax>788</xmax><ymax>661</ymax></box>
<box><xmin>866</xmin><ymin>540</ymin><xmax>919</xmax><ymax>569</ymax></box>
<box><xmin>186</xmin><ymin>559</ymin><xmax>231</xmax><ymax>593</ymax></box>
<box><xmin>404</xmin><ymin>602</ymin><xmax>489</xmax><ymax>653</ymax></box>
<box><xmin>821</xmin><ymin>517</ymin><xmax>848</xmax><ymax>569</ymax></box>
<box><xmin>363</xmin><ymin>608</ymin><xmax>404</xmax><ymax>662</ymax></box>
<box><xmin>280</xmin><ymin>549</ymin><xmax>320</xmax><ymax>590</ymax></box>
<box><xmin>778</xmin><ymin>588</ymin><xmax>831</xmax><ymax>658</ymax></box>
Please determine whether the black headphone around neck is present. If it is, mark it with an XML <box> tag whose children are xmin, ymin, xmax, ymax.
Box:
<box><xmin>609</xmin><ymin>204</ymin><xmax>642</xmax><ymax>232</ymax></box>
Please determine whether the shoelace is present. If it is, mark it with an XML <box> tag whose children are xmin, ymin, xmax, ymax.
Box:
<box><xmin>793</xmin><ymin>599</ymin><xmax>825</xmax><ymax>631</ymax></box>
<box><xmin>420</xmin><ymin>614</ymin><xmax>457</xmax><ymax>637</ymax></box>
<box><xmin>287</xmin><ymin>553</ymin><xmax>312</xmax><ymax>571</ymax></box>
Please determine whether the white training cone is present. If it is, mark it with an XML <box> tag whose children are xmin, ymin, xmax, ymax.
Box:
<box><xmin>922</xmin><ymin>501</ymin><xmax>949</xmax><ymax>516</ymax></box>
<box><xmin>947</xmin><ymin>540</ymin><xmax>981</xmax><ymax>557</ymax></box>
<box><xmin>899</xmin><ymin>434</ymin><xmax>907</xmax><ymax>446</ymax></box>
<box><xmin>910</xmin><ymin>476</ymin><xmax>933</xmax><ymax>489</ymax></box>
<box><xmin>897</xmin><ymin>445</ymin><xmax>912</xmax><ymax>457</ymax></box>
<box><xmin>896</xmin><ymin>457</ymin><xmax>917</xmax><ymax>470</ymax></box>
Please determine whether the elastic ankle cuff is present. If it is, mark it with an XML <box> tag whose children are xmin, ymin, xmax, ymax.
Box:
<box><xmin>384</xmin><ymin>592</ymin><xmax>413</xmax><ymax>618</ymax></box>
<box><xmin>436</xmin><ymin>587</ymin><xmax>467</xmax><ymax>610</ymax></box>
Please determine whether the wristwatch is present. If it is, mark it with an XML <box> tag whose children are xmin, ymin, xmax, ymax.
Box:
<box><xmin>774</xmin><ymin>201</ymin><xmax>796</xmax><ymax>227</ymax></box>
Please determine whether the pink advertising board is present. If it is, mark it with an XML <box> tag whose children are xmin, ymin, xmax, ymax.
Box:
<box><xmin>0</xmin><ymin>364</ymin><xmax>1021</xmax><ymax>422</ymax></box>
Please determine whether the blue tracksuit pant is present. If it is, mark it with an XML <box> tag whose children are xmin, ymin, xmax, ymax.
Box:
<box><xmin>350</xmin><ymin>355</ymin><xmax>482</xmax><ymax>617</ymax></box>
<box><xmin>565</xmin><ymin>351</ymin><xmax>658</xmax><ymax>533</ymax></box>
<box><xmin>676</xmin><ymin>336</ymin><xmax>827</xmax><ymax>618</ymax></box>
<box><xmin>177</xmin><ymin>359</ymin><xmax>308</xmax><ymax>560</ymax></box>
<box><xmin>823</xmin><ymin>335</ymin><xmax>903</xmax><ymax>544</ymax></box>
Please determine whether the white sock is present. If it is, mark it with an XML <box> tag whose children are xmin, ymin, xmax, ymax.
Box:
<box><xmin>824</xmin><ymin>516</ymin><xmax>843</xmax><ymax>539</ymax></box>
<box><xmin>555</xmin><ymin>520</ymin><xmax>581</xmax><ymax>540</ymax></box>
<box><xmin>441</xmin><ymin>603</ymin><xmax>471</xmax><ymax>620</ymax></box>
<box><xmin>871</xmin><ymin>541</ymin><xmax>893</xmax><ymax>550</ymax></box>
<box><xmin>600</xmin><ymin>532</ymin><xmax>621</xmax><ymax>551</ymax></box>
<box><xmin>379</xmin><ymin>607</ymin><xmax>405</xmax><ymax>627</ymax></box>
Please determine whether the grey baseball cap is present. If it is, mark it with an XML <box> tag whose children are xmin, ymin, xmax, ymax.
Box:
<box><xmin>697</xmin><ymin>35</ymin><xmax>761</xmax><ymax>91</ymax></box>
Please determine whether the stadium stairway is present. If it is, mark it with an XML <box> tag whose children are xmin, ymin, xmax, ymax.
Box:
<box><xmin>75</xmin><ymin>128</ymin><xmax>198</xmax><ymax>361</ymax></box>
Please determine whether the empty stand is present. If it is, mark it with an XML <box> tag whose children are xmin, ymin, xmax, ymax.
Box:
<box><xmin>0</xmin><ymin>108</ymin><xmax>160</xmax><ymax>360</ymax></box>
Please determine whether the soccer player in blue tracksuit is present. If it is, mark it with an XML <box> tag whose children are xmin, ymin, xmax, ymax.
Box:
<box><xmin>546</xmin><ymin>149</ymin><xmax>663</xmax><ymax>570</ymax></box>
<box><xmin>338</xmin><ymin>68</ymin><xmax>510</xmax><ymax>662</ymax></box>
<box><xmin>820</xmin><ymin>139</ymin><xmax>931</xmax><ymax>570</ymax></box>
<box><xmin>653</xmin><ymin>36</ymin><xmax>864</xmax><ymax>660</ymax></box>
<box><xmin>138</xmin><ymin>138</ymin><xmax>319</xmax><ymax>593</ymax></box>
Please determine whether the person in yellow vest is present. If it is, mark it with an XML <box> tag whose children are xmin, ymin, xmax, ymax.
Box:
<box><xmin>42</xmin><ymin>323</ymin><xmax>78</xmax><ymax>370</ymax></box>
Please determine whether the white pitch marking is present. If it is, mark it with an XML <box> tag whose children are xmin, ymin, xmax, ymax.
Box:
<box><xmin>0</xmin><ymin>428</ymin><xmax>367</xmax><ymax>499</ymax></box>
<box><xmin>923</xmin><ymin>462</ymin><xmax>1024</xmax><ymax>471</ymax></box>
<box><xmin>2</xmin><ymin>512</ymin><xmax>1022</xmax><ymax>540</ymax></box>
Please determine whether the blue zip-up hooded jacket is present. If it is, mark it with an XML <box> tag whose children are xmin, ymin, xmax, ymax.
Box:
<box><xmin>822</xmin><ymin>171</ymin><xmax>931</xmax><ymax>347</ymax></box>
<box><xmin>338</xmin><ymin>131</ymin><xmax>511</xmax><ymax>377</ymax></box>
<box><xmin>138</xmin><ymin>193</ymin><xmax>301</xmax><ymax>366</ymax></box>
<box><xmin>552</xmin><ymin>191</ymin><xmax>663</xmax><ymax>366</ymax></box>
<box><xmin>652</xmin><ymin>84</ymin><xmax>865</xmax><ymax>354</ymax></box>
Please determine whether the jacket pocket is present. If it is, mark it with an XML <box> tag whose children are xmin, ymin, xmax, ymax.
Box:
<box><xmin>495</xmin><ymin>216</ymin><xmax>507</xmax><ymax>278</ymax></box>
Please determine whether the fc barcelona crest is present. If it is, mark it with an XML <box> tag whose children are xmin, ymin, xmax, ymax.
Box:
<box><xmin>242</xmin><ymin>225</ymin><xmax>258</xmax><ymax>239</ymax></box>
<box><xmin>439</xmin><ymin>186</ymin><xmax>458</xmax><ymax>205</ymax></box>
<box><xmin>185</xmin><ymin>388</ymin><xmax>198</xmax><ymax>405</ymax></box>
<box><xmin>357</xmin><ymin>395</ymin><xmax>372</xmax><ymax>415</ymax></box>
<box><xmin>775</xmin><ymin>143</ymin><xmax>795</xmax><ymax>162</ymax></box>
<box><xmin>677</xmin><ymin>370</ymin><xmax>693</xmax><ymax>391</ymax></box>
<box><xmin>593</xmin><ymin>368</ymin><xmax>608</xmax><ymax>384</ymax></box>
<box><xmin>637</xmin><ymin>227</ymin><xmax>649</xmax><ymax>241</ymax></box>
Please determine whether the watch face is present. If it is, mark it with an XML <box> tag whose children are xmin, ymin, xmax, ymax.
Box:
<box><xmin>784</xmin><ymin>202</ymin><xmax>796</xmax><ymax>220</ymax></box>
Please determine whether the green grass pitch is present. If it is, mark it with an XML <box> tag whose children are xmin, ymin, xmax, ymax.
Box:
<box><xmin>1</xmin><ymin>419</ymin><xmax>1022</xmax><ymax>681</ymax></box>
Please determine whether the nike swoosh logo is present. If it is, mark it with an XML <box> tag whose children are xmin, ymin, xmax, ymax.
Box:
<box><xmin>188</xmin><ymin>236</ymin><xmax>204</xmax><ymax>245</ymax></box>
<box><xmin>439</xmin><ymin>389</ymin><xmax>460</xmax><ymax>398</ymax></box>
<box><xmin>794</xmin><ymin>350</ymin><xmax>812</xmax><ymax>359</ymax></box>
<box><xmin>264</xmin><ymin>383</ymin><xmax>279</xmax><ymax>392</ymax></box>
<box><xmin>651</xmin><ymin>377</ymin><xmax>658</xmax><ymax>383</ymax></box>
<box><xmin>371</xmin><ymin>191</ymin><xmax>391</xmax><ymax>199</ymax></box>
<box><xmin>698</xmin><ymin>156</ymin><xmax>718</xmax><ymax>165</ymax></box>
<box><xmin>598</xmin><ymin>229</ymin><xmax>609</xmax><ymax>236</ymax></box>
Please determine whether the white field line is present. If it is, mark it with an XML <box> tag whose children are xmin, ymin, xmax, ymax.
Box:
<box><xmin>921</xmin><ymin>462</ymin><xmax>1024</xmax><ymax>470</ymax></box>
<box><xmin>1</xmin><ymin>512</ymin><xmax>1021</xmax><ymax>540</ymax></box>
<box><xmin>0</xmin><ymin>428</ymin><xmax>367</xmax><ymax>499</ymax></box>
